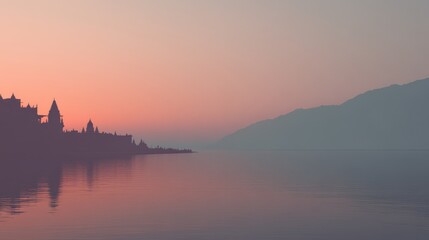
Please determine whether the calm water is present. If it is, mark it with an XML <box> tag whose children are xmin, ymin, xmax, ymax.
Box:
<box><xmin>1</xmin><ymin>150</ymin><xmax>429</xmax><ymax>240</ymax></box>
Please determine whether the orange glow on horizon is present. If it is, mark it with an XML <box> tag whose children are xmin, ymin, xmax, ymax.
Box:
<box><xmin>1</xmin><ymin>1</ymin><xmax>428</xmax><ymax>145</ymax></box>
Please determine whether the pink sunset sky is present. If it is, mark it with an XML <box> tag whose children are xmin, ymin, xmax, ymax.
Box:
<box><xmin>1</xmin><ymin>1</ymin><xmax>428</xmax><ymax>147</ymax></box>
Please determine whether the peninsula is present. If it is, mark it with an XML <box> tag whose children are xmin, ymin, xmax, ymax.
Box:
<box><xmin>0</xmin><ymin>94</ymin><xmax>192</xmax><ymax>157</ymax></box>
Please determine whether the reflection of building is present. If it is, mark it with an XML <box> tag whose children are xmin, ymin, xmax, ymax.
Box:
<box><xmin>0</xmin><ymin>154</ymin><xmax>134</xmax><ymax>215</ymax></box>
<box><xmin>47</xmin><ymin>164</ymin><xmax>62</xmax><ymax>209</ymax></box>
<box><xmin>0</xmin><ymin>158</ymin><xmax>64</xmax><ymax>214</ymax></box>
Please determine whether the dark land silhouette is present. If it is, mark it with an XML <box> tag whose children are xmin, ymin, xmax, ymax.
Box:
<box><xmin>218</xmin><ymin>78</ymin><xmax>429</xmax><ymax>150</ymax></box>
<box><xmin>0</xmin><ymin>94</ymin><xmax>191</xmax><ymax>157</ymax></box>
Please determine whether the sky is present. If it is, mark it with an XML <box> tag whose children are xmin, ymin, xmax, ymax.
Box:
<box><xmin>1</xmin><ymin>0</ymin><xmax>428</xmax><ymax>147</ymax></box>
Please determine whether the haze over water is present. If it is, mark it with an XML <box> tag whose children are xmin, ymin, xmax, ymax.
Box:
<box><xmin>1</xmin><ymin>1</ymin><xmax>429</xmax><ymax>239</ymax></box>
<box><xmin>1</xmin><ymin>151</ymin><xmax>429</xmax><ymax>240</ymax></box>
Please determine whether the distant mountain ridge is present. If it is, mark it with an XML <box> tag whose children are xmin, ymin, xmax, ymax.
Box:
<box><xmin>218</xmin><ymin>78</ymin><xmax>429</xmax><ymax>150</ymax></box>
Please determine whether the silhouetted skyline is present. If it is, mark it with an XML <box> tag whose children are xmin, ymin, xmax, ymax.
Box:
<box><xmin>0</xmin><ymin>94</ymin><xmax>191</xmax><ymax>156</ymax></box>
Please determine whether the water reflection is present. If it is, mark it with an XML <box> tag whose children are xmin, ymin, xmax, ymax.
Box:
<box><xmin>233</xmin><ymin>150</ymin><xmax>429</xmax><ymax>215</ymax></box>
<box><xmin>0</xmin><ymin>155</ymin><xmax>133</xmax><ymax>216</ymax></box>
<box><xmin>0</xmin><ymin>151</ymin><xmax>429</xmax><ymax>240</ymax></box>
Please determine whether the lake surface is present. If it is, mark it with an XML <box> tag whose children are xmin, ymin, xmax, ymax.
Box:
<box><xmin>1</xmin><ymin>150</ymin><xmax>429</xmax><ymax>240</ymax></box>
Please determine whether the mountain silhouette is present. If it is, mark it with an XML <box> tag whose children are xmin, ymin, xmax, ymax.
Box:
<box><xmin>218</xmin><ymin>78</ymin><xmax>429</xmax><ymax>150</ymax></box>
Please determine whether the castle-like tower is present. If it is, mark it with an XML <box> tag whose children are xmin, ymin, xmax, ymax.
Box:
<box><xmin>48</xmin><ymin>99</ymin><xmax>64</xmax><ymax>132</ymax></box>
<box><xmin>0</xmin><ymin>93</ymin><xmax>171</xmax><ymax>155</ymax></box>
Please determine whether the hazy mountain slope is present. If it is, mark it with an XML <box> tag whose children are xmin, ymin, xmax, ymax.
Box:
<box><xmin>218</xmin><ymin>78</ymin><xmax>429</xmax><ymax>149</ymax></box>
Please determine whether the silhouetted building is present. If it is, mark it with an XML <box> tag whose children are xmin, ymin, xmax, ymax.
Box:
<box><xmin>47</xmin><ymin>99</ymin><xmax>64</xmax><ymax>133</ymax></box>
<box><xmin>86</xmin><ymin>119</ymin><xmax>94</xmax><ymax>134</ymax></box>
<box><xmin>0</xmin><ymin>94</ymin><xmax>191</xmax><ymax>156</ymax></box>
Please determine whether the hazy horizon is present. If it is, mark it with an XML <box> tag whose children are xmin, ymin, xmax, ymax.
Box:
<box><xmin>2</xmin><ymin>0</ymin><xmax>429</xmax><ymax>146</ymax></box>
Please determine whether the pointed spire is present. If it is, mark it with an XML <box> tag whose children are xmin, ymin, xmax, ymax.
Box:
<box><xmin>47</xmin><ymin>98</ymin><xmax>63</xmax><ymax>132</ymax></box>
<box><xmin>95</xmin><ymin>127</ymin><xmax>99</xmax><ymax>134</ymax></box>
<box><xmin>11</xmin><ymin>93</ymin><xmax>16</xmax><ymax>100</ymax></box>
<box><xmin>50</xmin><ymin>99</ymin><xmax>59</xmax><ymax>113</ymax></box>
